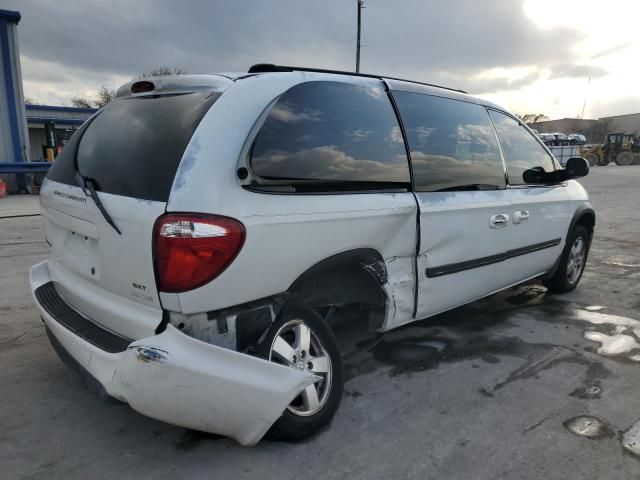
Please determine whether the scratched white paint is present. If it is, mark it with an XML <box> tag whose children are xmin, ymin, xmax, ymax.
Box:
<box><xmin>381</xmin><ymin>255</ymin><xmax>416</xmax><ymax>331</ymax></box>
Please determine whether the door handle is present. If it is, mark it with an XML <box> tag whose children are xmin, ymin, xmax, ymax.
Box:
<box><xmin>513</xmin><ymin>210</ymin><xmax>530</xmax><ymax>224</ymax></box>
<box><xmin>490</xmin><ymin>213</ymin><xmax>510</xmax><ymax>229</ymax></box>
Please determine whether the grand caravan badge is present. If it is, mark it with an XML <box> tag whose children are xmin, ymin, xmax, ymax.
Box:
<box><xmin>53</xmin><ymin>190</ymin><xmax>87</xmax><ymax>203</ymax></box>
<box><xmin>130</xmin><ymin>282</ymin><xmax>153</xmax><ymax>303</ymax></box>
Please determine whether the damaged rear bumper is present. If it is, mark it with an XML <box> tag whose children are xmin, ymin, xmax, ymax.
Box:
<box><xmin>29</xmin><ymin>260</ymin><xmax>315</xmax><ymax>446</ymax></box>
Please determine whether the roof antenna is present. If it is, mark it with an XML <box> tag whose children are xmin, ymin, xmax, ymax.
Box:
<box><xmin>356</xmin><ymin>0</ymin><xmax>365</xmax><ymax>72</ymax></box>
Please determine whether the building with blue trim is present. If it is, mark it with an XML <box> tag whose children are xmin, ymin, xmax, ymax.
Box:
<box><xmin>26</xmin><ymin>104</ymin><xmax>96</xmax><ymax>159</ymax></box>
<box><xmin>0</xmin><ymin>8</ymin><xmax>97</xmax><ymax>192</ymax></box>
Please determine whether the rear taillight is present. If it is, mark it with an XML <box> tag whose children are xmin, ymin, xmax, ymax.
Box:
<box><xmin>154</xmin><ymin>214</ymin><xmax>245</xmax><ymax>293</ymax></box>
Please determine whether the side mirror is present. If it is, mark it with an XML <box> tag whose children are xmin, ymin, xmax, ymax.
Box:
<box><xmin>522</xmin><ymin>166</ymin><xmax>547</xmax><ymax>184</ymax></box>
<box><xmin>562</xmin><ymin>157</ymin><xmax>589</xmax><ymax>180</ymax></box>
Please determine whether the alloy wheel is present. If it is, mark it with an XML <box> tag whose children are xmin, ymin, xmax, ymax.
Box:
<box><xmin>566</xmin><ymin>236</ymin><xmax>586</xmax><ymax>284</ymax></box>
<box><xmin>268</xmin><ymin>319</ymin><xmax>332</xmax><ymax>417</ymax></box>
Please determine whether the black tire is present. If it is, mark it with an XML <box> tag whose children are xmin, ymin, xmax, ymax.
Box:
<box><xmin>257</xmin><ymin>302</ymin><xmax>343</xmax><ymax>441</ymax></box>
<box><xmin>543</xmin><ymin>225</ymin><xmax>590</xmax><ymax>293</ymax></box>
<box><xmin>615</xmin><ymin>151</ymin><xmax>634</xmax><ymax>166</ymax></box>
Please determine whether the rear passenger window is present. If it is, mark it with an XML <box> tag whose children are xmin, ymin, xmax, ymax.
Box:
<box><xmin>250</xmin><ymin>81</ymin><xmax>410</xmax><ymax>185</ymax></box>
<box><xmin>489</xmin><ymin>110</ymin><xmax>556</xmax><ymax>185</ymax></box>
<box><xmin>393</xmin><ymin>92</ymin><xmax>505</xmax><ymax>192</ymax></box>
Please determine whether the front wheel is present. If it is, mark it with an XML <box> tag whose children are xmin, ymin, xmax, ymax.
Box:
<box><xmin>257</xmin><ymin>302</ymin><xmax>343</xmax><ymax>441</ymax></box>
<box><xmin>543</xmin><ymin>225</ymin><xmax>590</xmax><ymax>293</ymax></box>
<box><xmin>616</xmin><ymin>151</ymin><xmax>634</xmax><ymax>166</ymax></box>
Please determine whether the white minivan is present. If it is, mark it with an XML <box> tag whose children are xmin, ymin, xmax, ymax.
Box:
<box><xmin>30</xmin><ymin>64</ymin><xmax>594</xmax><ymax>445</ymax></box>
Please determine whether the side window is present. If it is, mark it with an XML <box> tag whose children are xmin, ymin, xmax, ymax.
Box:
<box><xmin>489</xmin><ymin>110</ymin><xmax>556</xmax><ymax>186</ymax></box>
<box><xmin>392</xmin><ymin>91</ymin><xmax>505</xmax><ymax>192</ymax></box>
<box><xmin>250</xmin><ymin>81</ymin><xmax>410</xmax><ymax>185</ymax></box>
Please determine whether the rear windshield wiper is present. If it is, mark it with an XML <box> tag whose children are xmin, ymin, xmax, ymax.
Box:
<box><xmin>69</xmin><ymin>114</ymin><xmax>121</xmax><ymax>235</ymax></box>
<box><xmin>75</xmin><ymin>173</ymin><xmax>122</xmax><ymax>235</ymax></box>
<box><xmin>432</xmin><ymin>183</ymin><xmax>503</xmax><ymax>192</ymax></box>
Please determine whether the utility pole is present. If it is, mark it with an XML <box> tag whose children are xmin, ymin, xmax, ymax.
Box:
<box><xmin>356</xmin><ymin>0</ymin><xmax>364</xmax><ymax>72</ymax></box>
<box><xmin>580</xmin><ymin>75</ymin><xmax>591</xmax><ymax>119</ymax></box>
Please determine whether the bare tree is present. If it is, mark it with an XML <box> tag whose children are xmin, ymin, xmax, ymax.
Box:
<box><xmin>70</xmin><ymin>67</ymin><xmax>187</xmax><ymax>109</ymax></box>
<box><xmin>517</xmin><ymin>113</ymin><xmax>550</xmax><ymax>124</ymax></box>
<box><xmin>70</xmin><ymin>95</ymin><xmax>94</xmax><ymax>108</ymax></box>
<box><xmin>70</xmin><ymin>86</ymin><xmax>114</xmax><ymax>109</ymax></box>
<box><xmin>139</xmin><ymin>66</ymin><xmax>187</xmax><ymax>78</ymax></box>
<box><xmin>583</xmin><ymin>118</ymin><xmax>613</xmax><ymax>144</ymax></box>
<box><xmin>94</xmin><ymin>86</ymin><xmax>116</xmax><ymax>108</ymax></box>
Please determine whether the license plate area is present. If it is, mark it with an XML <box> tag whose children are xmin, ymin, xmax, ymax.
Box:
<box><xmin>44</xmin><ymin>211</ymin><xmax>101</xmax><ymax>280</ymax></box>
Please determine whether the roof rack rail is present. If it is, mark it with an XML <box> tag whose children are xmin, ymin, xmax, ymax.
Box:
<box><xmin>247</xmin><ymin>63</ymin><xmax>467</xmax><ymax>94</ymax></box>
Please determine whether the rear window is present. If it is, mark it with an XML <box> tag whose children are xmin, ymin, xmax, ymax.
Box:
<box><xmin>249</xmin><ymin>81</ymin><xmax>410</xmax><ymax>185</ymax></box>
<box><xmin>47</xmin><ymin>92</ymin><xmax>220</xmax><ymax>202</ymax></box>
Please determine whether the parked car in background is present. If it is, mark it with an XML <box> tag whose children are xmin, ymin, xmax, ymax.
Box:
<box><xmin>551</xmin><ymin>132</ymin><xmax>569</xmax><ymax>146</ymax></box>
<box><xmin>568</xmin><ymin>134</ymin><xmax>586</xmax><ymax>145</ymax></box>
<box><xmin>29</xmin><ymin>65</ymin><xmax>595</xmax><ymax>446</ymax></box>
<box><xmin>539</xmin><ymin>133</ymin><xmax>556</xmax><ymax>146</ymax></box>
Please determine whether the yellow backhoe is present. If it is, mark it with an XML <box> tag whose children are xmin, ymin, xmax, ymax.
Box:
<box><xmin>582</xmin><ymin>133</ymin><xmax>640</xmax><ymax>166</ymax></box>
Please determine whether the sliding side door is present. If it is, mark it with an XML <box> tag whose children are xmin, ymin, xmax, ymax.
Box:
<box><xmin>392</xmin><ymin>89</ymin><xmax>521</xmax><ymax>321</ymax></box>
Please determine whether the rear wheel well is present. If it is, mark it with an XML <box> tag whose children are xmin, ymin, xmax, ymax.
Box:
<box><xmin>288</xmin><ymin>248</ymin><xmax>388</xmax><ymax>329</ymax></box>
<box><xmin>230</xmin><ymin>250</ymin><xmax>388</xmax><ymax>352</ymax></box>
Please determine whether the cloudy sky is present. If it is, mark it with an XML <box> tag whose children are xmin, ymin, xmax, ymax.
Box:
<box><xmin>4</xmin><ymin>0</ymin><xmax>640</xmax><ymax>119</ymax></box>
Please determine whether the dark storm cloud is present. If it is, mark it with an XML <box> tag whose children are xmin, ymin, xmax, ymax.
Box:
<box><xmin>361</xmin><ymin>1</ymin><xmax>580</xmax><ymax>74</ymax></box>
<box><xmin>4</xmin><ymin>0</ymin><xmax>596</xmax><ymax>94</ymax></box>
